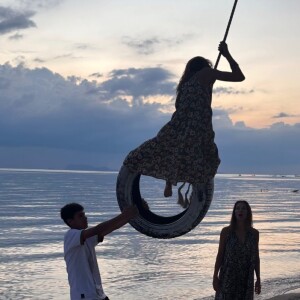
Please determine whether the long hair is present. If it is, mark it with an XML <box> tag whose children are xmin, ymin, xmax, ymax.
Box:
<box><xmin>176</xmin><ymin>56</ymin><xmax>212</xmax><ymax>94</ymax></box>
<box><xmin>230</xmin><ymin>200</ymin><xmax>253</xmax><ymax>230</ymax></box>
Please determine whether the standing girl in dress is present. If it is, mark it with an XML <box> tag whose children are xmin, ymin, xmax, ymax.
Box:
<box><xmin>123</xmin><ymin>42</ymin><xmax>245</xmax><ymax>203</ymax></box>
<box><xmin>213</xmin><ymin>201</ymin><xmax>261</xmax><ymax>299</ymax></box>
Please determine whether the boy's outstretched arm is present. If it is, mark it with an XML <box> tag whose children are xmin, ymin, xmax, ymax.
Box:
<box><xmin>81</xmin><ymin>206</ymin><xmax>138</xmax><ymax>244</ymax></box>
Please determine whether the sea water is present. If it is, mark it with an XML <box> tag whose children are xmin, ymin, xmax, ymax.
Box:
<box><xmin>0</xmin><ymin>169</ymin><xmax>299</xmax><ymax>300</ymax></box>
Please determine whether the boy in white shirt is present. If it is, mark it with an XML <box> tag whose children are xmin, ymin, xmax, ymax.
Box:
<box><xmin>60</xmin><ymin>203</ymin><xmax>138</xmax><ymax>300</ymax></box>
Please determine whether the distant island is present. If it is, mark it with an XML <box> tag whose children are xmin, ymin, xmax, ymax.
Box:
<box><xmin>65</xmin><ymin>164</ymin><xmax>116</xmax><ymax>172</ymax></box>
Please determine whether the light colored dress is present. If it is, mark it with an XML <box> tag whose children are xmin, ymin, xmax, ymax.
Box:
<box><xmin>123</xmin><ymin>74</ymin><xmax>220</xmax><ymax>185</ymax></box>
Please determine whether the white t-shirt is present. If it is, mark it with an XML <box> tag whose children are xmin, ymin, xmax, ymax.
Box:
<box><xmin>64</xmin><ymin>229</ymin><xmax>107</xmax><ymax>300</ymax></box>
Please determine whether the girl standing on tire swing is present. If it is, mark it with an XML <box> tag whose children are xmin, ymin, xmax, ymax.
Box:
<box><xmin>124</xmin><ymin>41</ymin><xmax>245</xmax><ymax>205</ymax></box>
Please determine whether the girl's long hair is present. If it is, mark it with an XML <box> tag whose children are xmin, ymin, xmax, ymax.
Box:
<box><xmin>176</xmin><ymin>56</ymin><xmax>212</xmax><ymax>94</ymax></box>
<box><xmin>230</xmin><ymin>200</ymin><xmax>253</xmax><ymax>230</ymax></box>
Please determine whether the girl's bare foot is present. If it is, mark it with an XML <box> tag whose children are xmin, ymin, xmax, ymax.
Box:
<box><xmin>164</xmin><ymin>181</ymin><xmax>172</xmax><ymax>197</ymax></box>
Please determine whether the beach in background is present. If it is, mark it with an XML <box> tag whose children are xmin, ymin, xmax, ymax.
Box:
<box><xmin>0</xmin><ymin>169</ymin><xmax>299</xmax><ymax>300</ymax></box>
<box><xmin>267</xmin><ymin>288</ymin><xmax>300</xmax><ymax>300</ymax></box>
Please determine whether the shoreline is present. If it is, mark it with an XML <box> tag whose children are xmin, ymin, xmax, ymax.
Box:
<box><xmin>267</xmin><ymin>289</ymin><xmax>300</xmax><ymax>300</ymax></box>
<box><xmin>267</xmin><ymin>294</ymin><xmax>300</xmax><ymax>300</ymax></box>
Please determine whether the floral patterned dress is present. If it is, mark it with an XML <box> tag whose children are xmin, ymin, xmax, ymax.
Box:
<box><xmin>215</xmin><ymin>229</ymin><xmax>259</xmax><ymax>300</ymax></box>
<box><xmin>123</xmin><ymin>74</ymin><xmax>220</xmax><ymax>185</ymax></box>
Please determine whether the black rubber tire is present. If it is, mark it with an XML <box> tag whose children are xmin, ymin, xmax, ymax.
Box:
<box><xmin>116</xmin><ymin>165</ymin><xmax>214</xmax><ymax>239</ymax></box>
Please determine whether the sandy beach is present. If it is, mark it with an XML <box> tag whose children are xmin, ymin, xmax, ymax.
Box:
<box><xmin>267</xmin><ymin>294</ymin><xmax>300</xmax><ymax>300</ymax></box>
<box><xmin>267</xmin><ymin>289</ymin><xmax>300</xmax><ymax>300</ymax></box>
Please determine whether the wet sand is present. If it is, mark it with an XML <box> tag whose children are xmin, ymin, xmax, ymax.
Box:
<box><xmin>267</xmin><ymin>289</ymin><xmax>300</xmax><ymax>300</ymax></box>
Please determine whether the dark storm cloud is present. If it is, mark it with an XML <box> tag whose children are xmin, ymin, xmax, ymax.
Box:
<box><xmin>102</xmin><ymin>67</ymin><xmax>176</xmax><ymax>98</ymax></box>
<box><xmin>0</xmin><ymin>6</ymin><xmax>36</xmax><ymax>35</ymax></box>
<box><xmin>215</xmin><ymin>122</ymin><xmax>300</xmax><ymax>174</ymax></box>
<box><xmin>0</xmin><ymin>62</ymin><xmax>299</xmax><ymax>173</ymax></box>
<box><xmin>0</xmin><ymin>63</ymin><xmax>171</xmax><ymax>154</ymax></box>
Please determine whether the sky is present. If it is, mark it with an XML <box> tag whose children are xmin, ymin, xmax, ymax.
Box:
<box><xmin>0</xmin><ymin>0</ymin><xmax>299</xmax><ymax>174</ymax></box>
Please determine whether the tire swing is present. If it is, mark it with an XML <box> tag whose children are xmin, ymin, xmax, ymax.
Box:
<box><xmin>116</xmin><ymin>0</ymin><xmax>238</xmax><ymax>239</ymax></box>
<box><xmin>117</xmin><ymin>165</ymin><xmax>214</xmax><ymax>239</ymax></box>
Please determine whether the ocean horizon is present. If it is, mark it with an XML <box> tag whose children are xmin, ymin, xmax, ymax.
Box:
<box><xmin>0</xmin><ymin>168</ymin><xmax>299</xmax><ymax>299</ymax></box>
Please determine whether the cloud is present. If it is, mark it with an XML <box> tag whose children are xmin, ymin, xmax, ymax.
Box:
<box><xmin>0</xmin><ymin>63</ymin><xmax>173</xmax><ymax>154</ymax></box>
<box><xmin>0</xmin><ymin>76</ymin><xmax>10</xmax><ymax>89</ymax></box>
<box><xmin>213</xmin><ymin>86</ymin><xmax>254</xmax><ymax>96</ymax></box>
<box><xmin>33</xmin><ymin>58</ymin><xmax>46</xmax><ymax>63</ymax></box>
<box><xmin>102</xmin><ymin>68</ymin><xmax>176</xmax><ymax>100</ymax></box>
<box><xmin>15</xmin><ymin>0</ymin><xmax>64</xmax><ymax>10</ymax></box>
<box><xmin>89</xmin><ymin>72</ymin><xmax>103</xmax><ymax>78</ymax></box>
<box><xmin>32</xmin><ymin>53</ymin><xmax>83</xmax><ymax>65</ymax></box>
<box><xmin>122</xmin><ymin>35</ymin><xmax>191</xmax><ymax>55</ymax></box>
<box><xmin>75</xmin><ymin>43</ymin><xmax>90</xmax><ymax>50</ymax></box>
<box><xmin>0</xmin><ymin>6</ymin><xmax>36</xmax><ymax>35</ymax></box>
<box><xmin>0</xmin><ymin>62</ymin><xmax>299</xmax><ymax>173</ymax></box>
<box><xmin>214</xmin><ymin>121</ymin><xmax>300</xmax><ymax>174</ymax></box>
<box><xmin>8</xmin><ymin>32</ymin><xmax>23</xmax><ymax>40</ymax></box>
<box><xmin>122</xmin><ymin>37</ymin><xmax>160</xmax><ymax>55</ymax></box>
<box><xmin>272</xmin><ymin>112</ymin><xmax>298</xmax><ymax>119</ymax></box>
<box><xmin>53</xmin><ymin>53</ymin><xmax>75</xmax><ymax>60</ymax></box>
<box><xmin>12</xmin><ymin>55</ymin><xmax>26</xmax><ymax>65</ymax></box>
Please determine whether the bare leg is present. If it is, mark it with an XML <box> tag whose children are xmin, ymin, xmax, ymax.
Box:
<box><xmin>164</xmin><ymin>180</ymin><xmax>172</xmax><ymax>197</ymax></box>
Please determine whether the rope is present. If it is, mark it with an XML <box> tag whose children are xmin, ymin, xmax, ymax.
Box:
<box><xmin>214</xmin><ymin>0</ymin><xmax>239</xmax><ymax>69</ymax></box>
